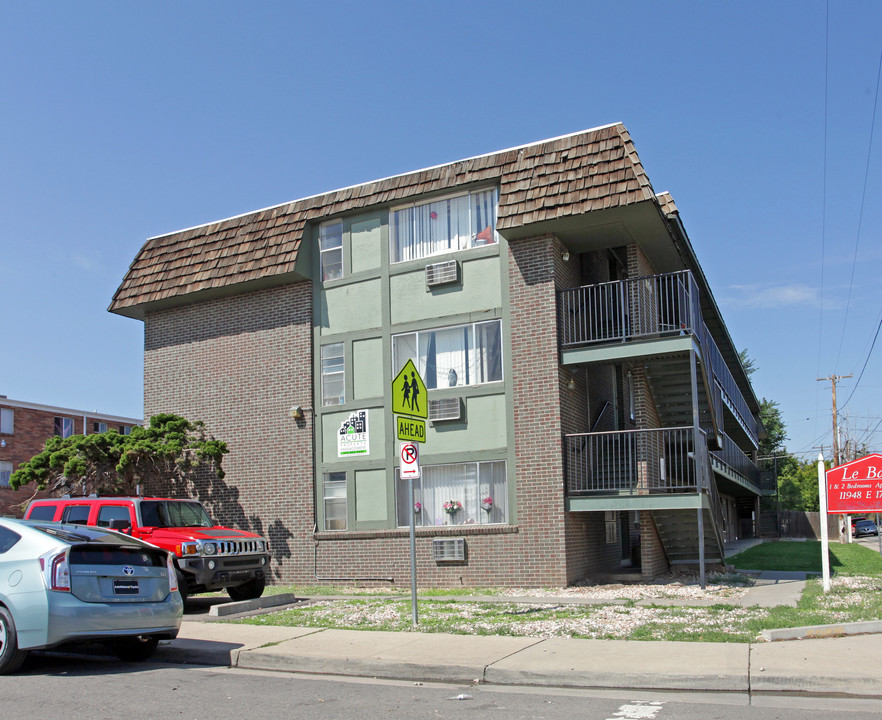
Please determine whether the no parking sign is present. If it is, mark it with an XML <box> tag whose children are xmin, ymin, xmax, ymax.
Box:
<box><xmin>399</xmin><ymin>441</ymin><xmax>421</xmax><ymax>479</ymax></box>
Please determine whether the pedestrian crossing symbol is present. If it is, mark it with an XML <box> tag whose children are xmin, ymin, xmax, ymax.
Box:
<box><xmin>391</xmin><ymin>359</ymin><xmax>428</xmax><ymax>419</ymax></box>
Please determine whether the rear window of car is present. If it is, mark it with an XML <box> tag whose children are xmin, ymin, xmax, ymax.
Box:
<box><xmin>69</xmin><ymin>547</ymin><xmax>164</xmax><ymax>567</ymax></box>
<box><xmin>27</xmin><ymin>505</ymin><xmax>57</xmax><ymax>521</ymax></box>
<box><xmin>0</xmin><ymin>527</ymin><xmax>21</xmax><ymax>553</ymax></box>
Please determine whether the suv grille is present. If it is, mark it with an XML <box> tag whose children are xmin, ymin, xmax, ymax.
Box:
<box><xmin>214</xmin><ymin>539</ymin><xmax>264</xmax><ymax>556</ymax></box>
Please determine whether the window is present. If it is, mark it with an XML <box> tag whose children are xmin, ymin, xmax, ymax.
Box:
<box><xmin>396</xmin><ymin>461</ymin><xmax>507</xmax><ymax>527</ymax></box>
<box><xmin>27</xmin><ymin>505</ymin><xmax>57</xmax><ymax>521</ymax></box>
<box><xmin>393</xmin><ymin>320</ymin><xmax>502</xmax><ymax>389</ymax></box>
<box><xmin>390</xmin><ymin>188</ymin><xmax>498</xmax><ymax>263</ymax></box>
<box><xmin>321</xmin><ymin>342</ymin><xmax>345</xmax><ymax>406</ymax></box>
<box><xmin>119</xmin><ymin>425</ymin><xmax>133</xmax><ymax>435</ymax></box>
<box><xmin>320</xmin><ymin>221</ymin><xmax>343</xmax><ymax>281</ymax></box>
<box><xmin>0</xmin><ymin>527</ymin><xmax>22</xmax><ymax>554</ymax></box>
<box><xmin>93</xmin><ymin>422</ymin><xmax>108</xmax><ymax>434</ymax></box>
<box><xmin>0</xmin><ymin>408</ymin><xmax>13</xmax><ymax>434</ymax></box>
<box><xmin>0</xmin><ymin>461</ymin><xmax>11</xmax><ymax>488</ymax></box>
<box><xmin>97</xmin><ymin>505</ymin><xmax>133</xmax><ymax>528</ymax></box>
<box><xmin>61</xmin><ymin>505</ymin><xmax>90</xmax><ymax>525</ymax></box>
<box><xmin>54</xmin><ymin>417</ymin><xmax>74</xmax><ymax>438</ymax></box>
<box><xmin>323</xmin><ymin>472</ymin><xmax>347</xmax><ymax>530</ymax></box>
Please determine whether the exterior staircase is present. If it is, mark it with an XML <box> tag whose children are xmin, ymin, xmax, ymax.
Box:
<box><xmin>651</xmin><ymin>507</ymin><xmax>725</xmax><ymax>565</ymax></box>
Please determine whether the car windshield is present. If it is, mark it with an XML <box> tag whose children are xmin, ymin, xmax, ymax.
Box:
<box><xmin>139</xmin><ymin>501</ymin><xmax>214</xmax><ymax>528</ymax></box>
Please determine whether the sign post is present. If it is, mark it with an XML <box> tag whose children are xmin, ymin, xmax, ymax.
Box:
<box><xmin>818</xmin><ymin>454</ymin><xmax>831</xmax><ymax>593</ymax></box>
<box><xmin>392</xmin><ymin>360</ymin><xmax>428</xmax><ymax>626</ymax></box>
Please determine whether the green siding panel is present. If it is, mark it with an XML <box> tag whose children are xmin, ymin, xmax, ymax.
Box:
<box><xmin>321</xmin><ymin>407</ymin><xmax>386</xmax><ymax>462</ymax></box>
<box><xmin>352</xmin><ymin>337</ymin><xmax>384</xmax><ymax>400</ymax></box>
<box><xmin>424</xmin><ymin>393</ymin><xmax>507</xmax><ymax>455</ymax></box>
<box><xmin>355</xmin><ymin>469</ymin><xmax>387</xmax><ymax>523</ymax></box>
<box><xmin>389</xmin><ymin>256</ymin><xmax>502</xmax><ymax>326</ymax></box>
<box><xmin>321</xmin><ymin>278</ymin><xmax>382</xmax><ymax>333</ymax></box>
<box><xmin>350</xmin><ymin>217</ymin><xmax>383</xmax><ymax>274</ymax></box>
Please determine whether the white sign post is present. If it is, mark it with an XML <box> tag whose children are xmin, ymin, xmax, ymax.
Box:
<box><xmin>399</xmin><ymin>441</ymin><xmax>420</xmax><ymax>625</ymax></box>
<box><xmin>817</xmin><ymin>453</ymin><xmax>831</xmax><ymax>593</ymax></box>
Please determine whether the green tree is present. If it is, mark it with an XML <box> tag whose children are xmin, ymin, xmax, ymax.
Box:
<box><xmin>778</xmin><ymin>458</ymin><xmax>824</xmax><ymax>512</ymax></box>
<box><xmin>10</xmin><ymin>413</ymin><xmax>228</xmax><ymax>497</ymax></box>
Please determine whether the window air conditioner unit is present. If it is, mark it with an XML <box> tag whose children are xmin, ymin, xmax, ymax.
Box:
<box><xmin>425</xmin><ymin>260</ymin><xmax>459</xmax><ymax>288</ymax></box>
<box><xmin>428</xmin><ymin>397</ymin><xmax>462</xmax><ymax>422</ymax></box>
<box><xmin>433</xmin><ymin>537</ymin><xmax>465</xmax><ymax>562</ymax></box>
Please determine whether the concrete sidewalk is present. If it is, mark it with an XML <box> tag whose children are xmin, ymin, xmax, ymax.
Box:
<box><xmin>156</xmin><ymin>621</ymin><xmax>882</xmax><ymax>697</ymax></box>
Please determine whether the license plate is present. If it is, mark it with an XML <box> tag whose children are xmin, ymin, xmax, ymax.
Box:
<box><xmin>113</xmin><ymin>579</ymin><xmax>139</xmax><ymax>595</ymax></box>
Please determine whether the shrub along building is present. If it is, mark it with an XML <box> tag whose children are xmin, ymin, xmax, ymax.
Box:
<box><xmin>110</xmin><ymin>123</ymin><xmax>766</xmax><ymax>587</ymax></box>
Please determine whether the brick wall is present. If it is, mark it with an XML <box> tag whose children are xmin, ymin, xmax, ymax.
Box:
<box><xmin>143</xmin><ymin>283</ymin><xmax>314</xmax><ymax>583</ymax></box>
<box><xmin>0</xmin><ymin>404</ymin><xmax>138</xmax><ymax>516</ymax></box>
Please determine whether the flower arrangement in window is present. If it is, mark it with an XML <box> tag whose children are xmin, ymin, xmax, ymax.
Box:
<box><xmin>481</xmin><ymin>496</ymin><xmax>493</xmax><ymax>512</ymax></box>
<box><xmin>443</xmin><ymin>500</ymin><xmax>462</xmax><ymax>516</ymax></box>
<box><xmin>413</xmin><ymin>502</ymin><xmax>422</xmax><ymax>514</ymax></box>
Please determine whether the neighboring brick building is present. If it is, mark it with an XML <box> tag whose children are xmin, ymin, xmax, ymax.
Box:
<box><xmin>110</xmin><ymin>123</ymin><xmax>766</xmax><ymax>587</ymax></box>
<box><xmin>0</xmin><ymin>397</ymin><xmax>141</xmax><ymax>516</ymax></box>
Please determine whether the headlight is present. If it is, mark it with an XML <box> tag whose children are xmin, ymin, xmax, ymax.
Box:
<box><xmin>180</xmin><ymin>543</ymin><xmax>199</xmax><ymax>556</ymax></box>
<box><xmin>202</xmin><ymin>542</ymin><xmax>217</xmax><ymax>556</ymax></box>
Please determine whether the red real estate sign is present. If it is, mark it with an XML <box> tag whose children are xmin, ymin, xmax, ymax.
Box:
<box><xmin>825</xmin><ymin>454</ymin><xmax>882</xmax><ymax>514</ymax></box>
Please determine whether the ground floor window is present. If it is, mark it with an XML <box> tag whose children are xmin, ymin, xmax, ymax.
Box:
<box><xmin>396</xmin><ymin>461</ymin><xmax>507</xmax><ymax>527</ymax></box>
<box><xmin>323</xmin><ymin>472</ymin><xmax>347</xmax><ymax>530</ymax></box>
<box><xmin>605</xmin><ymin>511</ymin><xmax>619</xmax><ymax>544</ymax></box>
<box><xmin>0</xmin><ymin>461</ymin><xmax>11</xmax><ymax>488</ymax></box>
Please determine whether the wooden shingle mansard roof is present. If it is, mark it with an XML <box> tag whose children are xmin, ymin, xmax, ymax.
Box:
<box><xmin>109</xmin><ymin>122</ymin><xmax>659</xmax><ymax>320</ymax></box>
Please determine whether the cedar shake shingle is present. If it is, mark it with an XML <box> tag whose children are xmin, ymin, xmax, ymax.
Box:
<box><xmin>110</xmin><ymin>122</ymin><xmax>656</xmax><ymax>315</ymax></box>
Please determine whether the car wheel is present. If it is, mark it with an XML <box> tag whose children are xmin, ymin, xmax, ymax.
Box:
<box><xmin>111</xmin><ymin>636</ymin><xmax>159</xmax><ymax>662</ymax></box>
<box><xmin>0</xmin><ymin>606</ymin><xmax>28</xmax><ymax>675</ymax></box>
<box><xmin>227</xmin><ymin>576</ymin><xmax>266</xmax><ymax>601</ymax></box>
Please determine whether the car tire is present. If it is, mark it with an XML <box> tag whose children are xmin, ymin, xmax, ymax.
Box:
<box><xmin>227</xmin><ymin>576</ymin><xmax>266</xmax><ymax>601</ymax></box>
<box><xmin>111</xmin><ymin>636</ymin><xmax>159</xmax><ymax>662</ymax></box>
<box><xmin>0</xmin><ymin>606</ymin><xmax>28</xmax><ymax>675</ymax></box>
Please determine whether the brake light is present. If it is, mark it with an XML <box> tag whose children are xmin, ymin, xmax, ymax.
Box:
<box><xmin>167</xmin><ymin>554</ymin><xmax>178</xmax><ymax>593</ymax></box>
<box><xmin>39</xmin><ymin>549</ymin><xmax>71</xmax><ymax>592</ymax></box>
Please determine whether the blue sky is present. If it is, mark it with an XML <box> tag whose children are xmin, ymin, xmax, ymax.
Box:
<box><xmin>1</xmin><ymin>1</ymin><xmax>880</xmax><ymax>460</ymax></box>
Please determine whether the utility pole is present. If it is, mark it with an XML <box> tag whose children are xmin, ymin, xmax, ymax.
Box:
<box><xmin>817</xmin><ymin>374</ymin><xmax>852</xmax><ymax>466</ymax></box>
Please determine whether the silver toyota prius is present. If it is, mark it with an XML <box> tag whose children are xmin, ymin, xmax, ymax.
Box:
<box><xmin>0</xmin><ymin>517</ymin><xmax>183</xmax><ymax>673</ymax></box>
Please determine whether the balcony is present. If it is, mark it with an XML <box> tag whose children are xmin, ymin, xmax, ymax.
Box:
<box><xmin>558</xmin><ymin>271</ymin><xmax>758</xmax><ymax>445</ymax></box>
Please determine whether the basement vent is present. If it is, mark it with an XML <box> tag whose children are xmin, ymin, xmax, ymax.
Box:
<box><xmin>428</xmin><ymin>397</ymin><xmax>462</xmax><ymax>422</ymax></box>
<box><xmin>425</xmin><ymin>260</ymin><xmax>459</xmax><ymax>288</ymax></box>
<box><xmin>432</xmin><ymin>537</ymin><xmax>465</xmax><ymax>562</ymax></box>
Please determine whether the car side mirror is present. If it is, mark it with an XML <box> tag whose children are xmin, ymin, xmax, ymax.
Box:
<box><xmin>108</xmin><ymin>518</ymin><xmax>132</xmax><ymax>532</ymax></box>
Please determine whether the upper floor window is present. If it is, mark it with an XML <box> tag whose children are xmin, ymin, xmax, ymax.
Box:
<box><xmin>393</xmin><ymin>319</ymin><xmax>502</xmax><ymax>389</ymax></box>
<box><xmin>119</xmin><ymin>425</ymin><xmax>134</xmax><ymax>435</ymax></box>
<box><xmin>321</xmin><ymin>342</ymin><xmax>345</xmax><ymax>406</ymax></box>
<box><xmin>54</xmin><ymin>417</ymin><xmax>74</xmax><ymax>438</ymax></box>
<box><xmin>0</xmin><ymin>461</ymin><xmax>12</xmax><ymax>488</ymax></box>
<box><xmin>0</xmin><ymin>408</ymin><xmax>13</xmax><ymax>434</ymax></box>
<box><xmin>390</xmin><ymin>188</ymin><xmax>498</xmax><ymax>263</ymax></box>
<box><xmin>93</xmin><ymin>422</ymin><xmax>108</xmax><ymax>434</ymax></box>
<box><xmin>320</xmin><ymin>221</ymin><xmax>343</xmax><ymax>281</ymax></box>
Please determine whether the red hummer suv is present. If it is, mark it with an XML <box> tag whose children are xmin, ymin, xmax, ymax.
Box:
<box><xmin>24</xmin><ymin>496</ymin><xmax>270</xmax><ymax>603</ymax></box>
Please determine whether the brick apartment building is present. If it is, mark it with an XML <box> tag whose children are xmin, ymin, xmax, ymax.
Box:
<box><xmin>0</xmin><ymin>397</ymin><xmax>141</xmax><ymax>516</ymax></box>
<box><xmin>109</xmin><ymin>123</ymin><xmax>768</xmax><ymax>587</ymax></box>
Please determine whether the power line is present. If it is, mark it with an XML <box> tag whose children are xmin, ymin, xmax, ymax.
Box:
<box><xmin>840</xmin><ymin>312</ymin><xmax>882</xmax><ymax>411</ymax></box>
<box><xmin>833</xmin><ymin>45</ymin><xmax>882</xmax><ymax>369</ymax></box>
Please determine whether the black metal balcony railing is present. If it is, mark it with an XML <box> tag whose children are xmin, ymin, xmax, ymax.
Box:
<box><xmin>710</xmin><ymin>431</ymin><xmax>760</xmax><ymax>488</ymax></box>
<box><xmin>558</xmin><ymin>270</ymin><xmax>758</xmax><ymax>445</ymax></box>
<box><xmin>565</xmin><ymin>427</ymin><xmax>701</xmax><ymax>495</ymax></box>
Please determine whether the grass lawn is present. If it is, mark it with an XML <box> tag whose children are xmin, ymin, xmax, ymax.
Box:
<box><xmin>225</xmin><ymin>541</ymin><xmax>882</xmax><ymax>642</ymax></box>
<box><xmin>728</xmin><ymin>539</ymin><xmax>882</xmax><ymax>574</ymax></box>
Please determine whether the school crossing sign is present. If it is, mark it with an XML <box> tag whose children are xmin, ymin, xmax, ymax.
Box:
<box><xmin>392</xmin><ymin>359</ymin><xmax>427</xmax><ymax>442</ymax></box>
